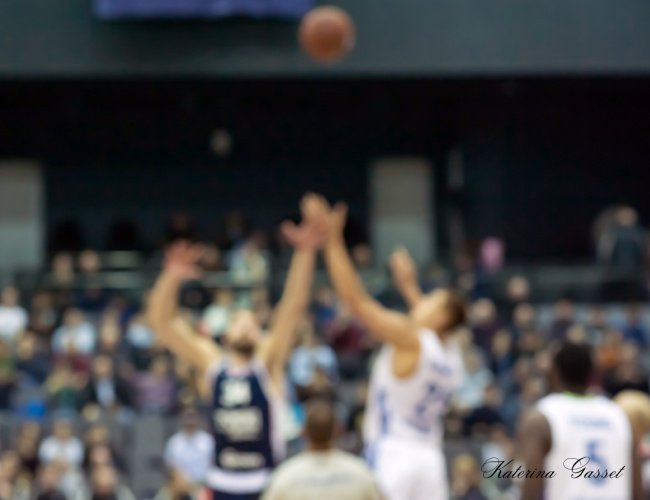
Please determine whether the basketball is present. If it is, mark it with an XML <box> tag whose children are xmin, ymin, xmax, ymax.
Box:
<box><xmin>299</xmin><ymin>6</ymin><xmax>355</xmax><ymax>64</ymax></box>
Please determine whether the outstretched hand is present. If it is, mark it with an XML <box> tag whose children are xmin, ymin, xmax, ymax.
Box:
<box><xmin>300</xmin><ymin>193</ymin><xmax>348</xmax><ymax>244</ymax></box>
<box><xmin>281</xmin><ymin>193</ymin><xmax>345</xmax><ymax>250</ymax></box>
<box><xmin>164</xmin><ymin>240</ymin><xmax>204</xmax><ymax>281</ymax></box>
<box><xmin>390</xmin><ymin>247</ymin><xmax>418</xmax><ymax>287</ymax></box>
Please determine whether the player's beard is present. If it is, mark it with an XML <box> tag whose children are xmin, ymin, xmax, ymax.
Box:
<box><xmin>230</xmin><ymin>340</ymin><xmax>256</xmax><ymax>358</ymax></box>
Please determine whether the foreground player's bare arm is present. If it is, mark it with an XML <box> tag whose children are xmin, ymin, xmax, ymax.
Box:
<box><xmin>146</xmin><ymin>241</ymin><xmax>221</xmax><ymax>375</ymax></box>
<box><xmin>315</xmin><ymin>198</ymin><xmax>419</xmax><ymax>350</ymax></box>
<box><xmin>518</xmin><ymin>409</ymin><xmax>551</xmax><ymax>500</ymax></box>
<box><xmin>258</xmin><ymin>194</ymin><xmax>327</xmax><ymax>383</ymax></box>
<box><xmin>390</xmin><ymin>247</ymin><xmax>424</xmax><ymax>309</ymax></box>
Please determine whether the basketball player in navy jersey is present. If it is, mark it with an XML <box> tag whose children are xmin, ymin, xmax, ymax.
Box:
<box><xmin>146</xmin><ymin>195</ymin><xmax>326</xmax><ymax>500</ymax></box>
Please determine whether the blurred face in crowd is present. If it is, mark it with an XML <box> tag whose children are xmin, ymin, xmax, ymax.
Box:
<box><xmin>181</xmin><ymin>409</ymin><xmax>201</xmax><ymax>434</ymax></box>
<box><xmin>506</xmin><ymin>276</ymin><xmax>530</xmax><ymax>303</ymax></box>
<box><xmin>64</xmin><ymin>308</ymin><xmax>84</xmax><ymax>327</ymax></box>
<box><xmin>88</xmin><ymin>445</ymin><xmax>113</xmax><ymax>468</ymax></box>
<box><xmin>616</xmin><ymin>207</ymin><xmax>638</xmax><ymax>226</ymax></box>
<box><xmin>471</xmin><ymin>298</ymin><xmax>497</xmax><ymax>327</ymax></box>
<box><xmin>91</xmin><ymin>465</ymin><xmax>118</xmax><ymax>495</ymax></box>
<box><xmin>1</xmin><ymin>286</ymin><xmax>19</xmax><ymax>307</ymax></box>
<box><xmin>553</xmin><ymin>299</ymin><xmax>574</xmax><ymax>322</ymax></box>
<box><xmin>93</xmin><ymin>356</ymin><xmax>114</xmax><ymax>379</ymax></box>
<box><xmin>79</xmin><ymin>249</ymin><xmax>101</xmax><ymax>274</ymax></box>
<box><xmin>225</xmin><ymin>310</ymin><xmax>261</xmax><ymax>357</ymax></box>
<box><xmin>512</xmin><ymin>303</ymin><xmax>535</xmax><ymax>330</ymax></box>
<box><xmin>53</xmin><ymin>420</ymin><xmax>73</xmax><ymax>441</ymax></box>
<box><xmin>150</xmin><ymin>356</ymin><xmax>170</xmax><ymax>378</ymax></box>
<box><xmin>214</xmin><ymin>288</ymin><xmax>234</xmax><ymax>306</ymax></box>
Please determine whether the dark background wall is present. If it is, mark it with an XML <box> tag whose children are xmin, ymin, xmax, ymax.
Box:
<box><xmin>1</xmin><ymin>79</ymin><xmax>650</xmax><ymax>259</ymax></box>
<box><xmin>1</xmin><ymin>1</ymin><xmax>650</xmax><ymax>77</ymax></box>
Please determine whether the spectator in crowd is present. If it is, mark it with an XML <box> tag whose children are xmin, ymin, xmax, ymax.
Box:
<box><xmin>38</xmin><ymin>418</ymin><xmax>84</xmax><ymax>468</ymax></box>
<box><xmin>125</xmin><ymin>312</ymin><xmax>157</xmax><ymax>371</ymax></box>
<box><xmin>28</xmin><ymin>289</ymin><xmax>58</xmax><ymax>339</ymax></box>
<box><xmin>45</xmin><ymin>360</ymin><xmax>79</xmax><ymax>411</ymax></box>
<box><xmin>500</xmin><ymin>275</ymin><xmax>531</xmax><ymax>320</ymax></box>
<box><xmin>326</xmin><ymin>304</ymin><xmax>370</xmax><ymax>380</ymax></box>
<box><xmin>0</xmin><ymin>339</ymin><xmax>16</xmax><ymax>409</ymax></box>
<box><xmin>622</xmin><ymin>303</ymin><xmax>648</xmax><ymax>347</ymax></box>
<box><xmin>15</xmin><ymin>421</ymin><xmax>41</xmax><ymax>477</ymax></box>
<box><xmin>450</xmin><ymin>454</ymin><xmax>487</xmax><ymax>500</ymax></box>
<box><xmin>217</xmin><ymin>211</ymin><xmax>249</xmax><ymax>250</ymax></box>
<box><xmin>163</xmin><ymin>408</ymin><xmax>215</xmax><ymax>486</ymax></box>
<box><xmin>597</xmin><ymin>206</ymin><xmax>647</xmax><ymax>269</ymax></box>
<box><xmin>51</xmin><ymin>252</ymin><xmax>75</xmax><ymax>287</ymax></box>
<box><xmin>584</xmin><ymin>306</ymin><xmax>609</xmax><ymax>345</ymax></box>
<box><xmin>132</xmin><ymin>354</ymin><xmax>177</xmax><ymax>414</ymax></box>
<box><xmin>83</xmin><ymin>424</ymin><xmax>126</xmax><ymax>474</ymax></box>
<box><xmin>96</xmin><ymin>319</ymin><xmax>129</xmax><ymax>367</ymax></box>
<box><xmin>229</xmin><ymin>232</ymin><xmax>269</xmax><ymax>285</ymax></box>
<box><xmin>462</xmin><ymin>383</ymin><xmax>504</xmax><ymax>436</ymax></box>
<box><xmin>603</xmin><ymin>342</ymin><xmax>650</xmax><ymax>396</ymax></box>
<box><xmin>488</xmin><ymin>329</ymin><xmax>515</xmax><ymax>383</ymax></box>
<box><xmin>77</xmin><ymin>355</ymin><xmax>133</xmax><ymax>416</ymax></box>
<box><xmin>16</xmin><ymin>331</ymin><xmax>50</xmax><ymax>385</ymax></box>
<box><xmin>470</xmin><ymin>299</ymin><xmax>501</xmax><ymax>352</ymax></box>
<box><xmin>34</xmin><ymin>463</ymin><xmax>67</xmax><ymax>500</ymax></box>
<box><xmin>289</xmin><ymin>320</ymin><xmax>339</xmax><ymax>401</ymax></box>
<box><xmin>262</xmin><ymin>398</ymin><xmax>382</xmax><ymax>500</ymax></box>
<box><xmin>52</xmin><ymin>308</ymin><xmax>96</xmax><ymax>371</ymax></box>
<box><xmin>0</xmin><ymin>286</ymin><xmax>28</xmax><ymax>346</ymax></box>
<box><xmin>312</xmin><ymin>286</ymin><xmax>337</xmax><ymax>330</ymax></box>
<box><xmin>154</xmin><ymin>468</ymin><xmax>196</xmax><ymax>500</ymax></box>
<box><xmin>79</xmin><ymin>464</ymin><xmax>136</xmax><ymax>500</ymax></box>
<box><xmin>199</xmin><ymin>243</ymin><xmax>224</xmax><ymax>272</ymax></box>
<box><xmin>0</xmin><ymin>449</ymin><xmax>32</xmax><ymax>500</ymax></box>
<box><xmin>546</xmin><ymin>298</ymin><xmax>575</xmax><ymax>342</ymax></box>
<box><xmin>454</xmin><ymin>349</ymin><xmax>494</xmax><ymax>414</ymax></box>
<box><xmin>200</xmin><ymin>289</ymin><xmax>234</xmax><ymax>342</ymax></box>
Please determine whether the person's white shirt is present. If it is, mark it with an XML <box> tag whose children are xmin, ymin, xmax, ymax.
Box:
<box><xmin>51</xmin><ymin>322</ymin><xmax>96</xmax><ymax>355</ymax></box>
<box><xmin>0</xmin><ymin>304</ymin><xmax>28</xmax><ymax>345</ymax></box>
<box><xmin>38</xmin><ymin>435</ymin><xmax>84</xmax><ymax>467</ymax></box>
<box><xmin>262</xmin><ymin>449</ymin><xmax>382</xmax><ymax>500</ymax></box>
<box><xmin>164</xmin><ymin>429</ymin><xmax>215</xmax><ymax>484</ymax></box>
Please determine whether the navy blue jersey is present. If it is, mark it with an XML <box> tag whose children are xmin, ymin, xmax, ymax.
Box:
<box><xmin>205</xmin><ymin>358</ymin><xmax>283</xmax><ymax>494</ymax></box>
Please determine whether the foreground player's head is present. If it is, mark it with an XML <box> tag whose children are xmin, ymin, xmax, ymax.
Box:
<box><xmin>304</xmin><ymin>398</ymin><xmax>336</xmax><ymax>450</ymax></box>
<box><xmin>411</xmin><ymin>288</ymin><xmax>467</xmax><ymax>335</ymax></box>
<box><xmin>550</xmin><ymin>341</ymin><xmax>594</xmax><ymax>394</ymax></box>
<box><xmin>224</xmin><ymin>309</ymin><xmax>262</xmax><ymax>358</ymax></box>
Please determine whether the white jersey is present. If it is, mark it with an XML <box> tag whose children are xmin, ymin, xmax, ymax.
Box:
<box><xmin>537</xmin><ymin>393</ymin><xmax>633</xmax><ymax>500</ymax></box>
<box><xmin>364</xmin><ymin>328</ymin><xmax>464</xmax><ymax>449</ymax></box>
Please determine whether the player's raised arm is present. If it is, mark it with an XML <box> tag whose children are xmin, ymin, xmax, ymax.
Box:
<box><xmin>315</xmin><ymin>197</ymin><xmax>419</xmax><ymax>350</ymax></box>
<box><xmin>389</xmin><ymin>247</ymin><xmax>424</xmax><ymax>309</ymax></box>
<box><xmin>146</xmin><ymin>241</ymin><xmax>221</xmax><ymax>375</ymax></box>
<box><xmin>258</xmin><ymin>195</ymin><xmax>326</xmax><ymax>381</ymax></box>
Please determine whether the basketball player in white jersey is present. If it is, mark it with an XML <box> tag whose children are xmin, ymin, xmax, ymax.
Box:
<box><xmin>146</xmin><ymin>194</ymin><xmax>325</xmax><ymax>500</ymax></box>
<box><xmin>519</xmin><ymin>341</ymin><xmax>643</xmax><ymax>500</ymax></box>
<box><xmin>308</xmin><ymin>195</ymin><xmax>467</xmax><ymax>500</ymax></box>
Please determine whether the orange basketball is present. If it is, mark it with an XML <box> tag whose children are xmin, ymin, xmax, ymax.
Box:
<box><xmin>299</xmin><ymin>6</ymin><xmax>355</xmax><ymax>64</ymax></box>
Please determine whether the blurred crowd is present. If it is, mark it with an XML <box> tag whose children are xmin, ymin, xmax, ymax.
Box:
<box><xmin>0</xmin><ymin>211</ymin><xmax>650</xmax><ymax>499</ymax></box>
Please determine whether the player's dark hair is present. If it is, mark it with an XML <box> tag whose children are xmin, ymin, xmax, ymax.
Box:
<box><xmin>304</xmin><ymin>398</ymin><xmax>336</xmax><ymax>446</ymax></box>
<box><xmin>445</xmin><ymin>290</ymin><xmax>468</xmax><ymax>332</ymax></box>
<box><xmin>553</xmin><ymin>341</ymin><xmax>594</xmax><ymax>390</ymax></box>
